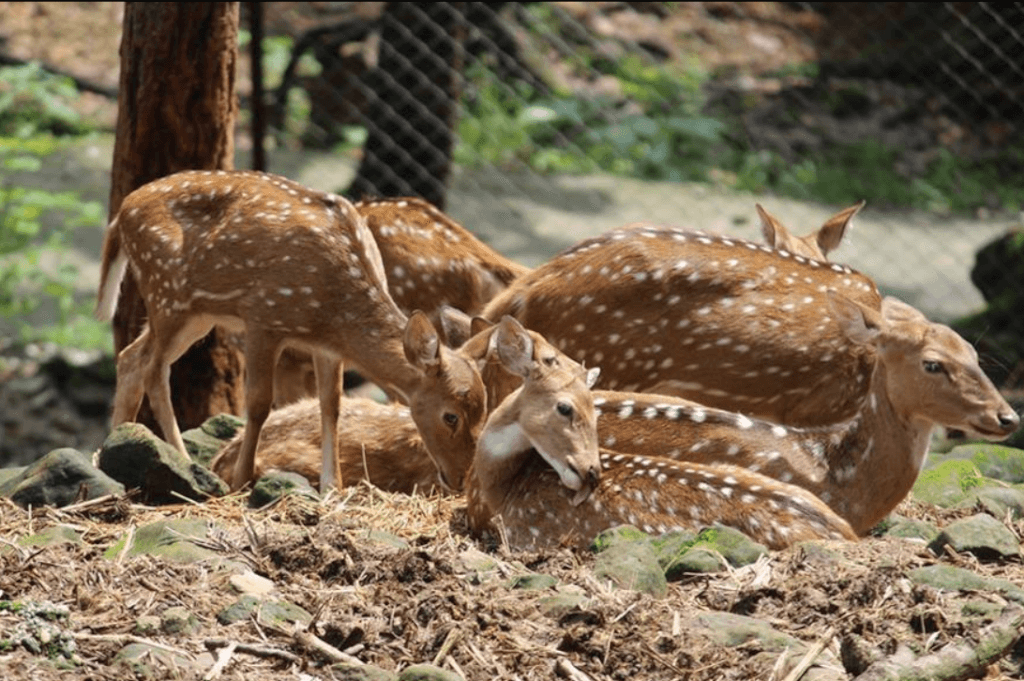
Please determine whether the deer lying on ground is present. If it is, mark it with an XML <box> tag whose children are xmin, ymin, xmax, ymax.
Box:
<box><xmin>582</xmin><ymin>293</ymin><xmax>1018</xmax><ymax>535</ymax></box>
<box><xmin>96</xmin><ymin>170</ymin><xmax>488</xmax><ymax>492</ymax></box>
<box><xmin>482</xmin><ymin>222</ymin><xmax>884</xmax><ymax>427</ymax></box>
<box><xmin>209</xmin><ymin>396</ymin><xmax>448</xmax><ymax>495</ymax></box>
<box><xmin>273</xmin><ymin>196</ymin><xmax>530</xmax><ymax>406</ymax></box>
<box><xmin>757</xmin><ymin>201</ymin><xmax>864</xmax><ymax>261</ymax></box>
<box><xmin>465</xmin><ymin>316</ymin><xmax>857</xmax><ymax>551</ymax></box>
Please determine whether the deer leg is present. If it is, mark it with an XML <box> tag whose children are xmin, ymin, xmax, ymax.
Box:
<box><xmin>111</xmin><ymin>324</ymin><xmax>153</xmax><ymax>426</ymax></box>
<box><xmin>230</xmin><ymin>333</ymin><xmax>280</xmax><ymax>491</ymax></box>
<box><xmin>143</xmin><ymin>317</ymin><xmax>215</xmax><ymax>455</ymax></box>
<box><xmin>313</xmin><ymin>352</ymin><xmax>344</xmax><ymax>491</ymax></box>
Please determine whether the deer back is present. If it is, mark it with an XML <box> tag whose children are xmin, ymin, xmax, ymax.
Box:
<box><xmin>482</xmin><ymin>224</ymin><xmax>883</xmax><ymax>426</ymax></box>
<box><xmin>355</xmin><ymin>197</ymin><xmax>530</xmax><ymax>323</ymax></box>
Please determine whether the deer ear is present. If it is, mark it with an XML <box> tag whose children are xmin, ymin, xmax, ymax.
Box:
<box><xmin>585</xmin><ymin>367</ymin><xmax>601</xmax><ymax>389</ymax></box>
<box><xmin>495</xmin><ymin>316</ymin><xmax>534</xmax><ymax>378</ymax></box>
<box><xmin>470</xmin><ymin>315</ymin><xmax>494</xmax><ymax>337</ymax></box>
<box><xmin>816</xmin><ymin>200</ymin><xmax>863</xmax><ymax>256</ymax></box>
<box><xmin>828</xmin><ymin>290</ymin><xmax>883</xmax><ymax>345</ymax></box>
<box><xmin>438</xmin><ymin>306</ymin><xmax>473</xmax><ymax>348</ymax></box>
<box><xmin>404</xmin><ymin>310</ymin><xmax>441</xmax><ymax>371</ymax></box>
<box><xmin>880</xmin><ymin>296</ymin><xmax>926</xmax><ymax>325</ymax></box>
<box><xmin>757</xmin><ymin>204</ymin><xmax>788</xmax><ymax>249</ymax></box>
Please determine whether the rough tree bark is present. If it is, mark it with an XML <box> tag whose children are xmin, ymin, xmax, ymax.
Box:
<box><xmin>346</xmin><ymin>2</ymin><xmax>468</xmax><ymax>210</ymax></box>
<box><xmin>108</xmin><ymin>2</ymin><xmax>245</xmax><ymax>436</ymax></box>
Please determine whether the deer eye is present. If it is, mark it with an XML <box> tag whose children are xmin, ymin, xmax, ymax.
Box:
<box><xmin>923</xmin><ymin>360</ymin><xmax>944</xmax><ymax>374</ymax></box>
<box><xmin>556</xmin><ymin>402</ymin><xmax>573</xmax><ymax>418</ymax></box>
<box><xmin>443</xmin><ymin>412</ymin><xmax>459</xmax><ymax>428</ymax></box>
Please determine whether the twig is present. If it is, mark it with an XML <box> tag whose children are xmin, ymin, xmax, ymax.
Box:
<box><xmin>169</xmin><ymin>490</ymin><xmax>204</xmax><ymax>506</ymax></box>
<box><xmin>432</xmin><ymin>627</ymin><xmax>461</xmax><ymax>666</ymax></box>
<box><xmin>203</xmin><ymin>640</ymin><xmax>236</xmax><ymax>680</ymax></box>
<box><xmin>555</xmin><ymin>658</ymin><xmax>594</xmax><ymax>681</ymax></box>
<box><xmin>116</xmin><ymin>525</ymin><xmax>136</xmax><ymax>564</ymax></box>
<box><xmin>295</xmin><ymin>629</ymin><xmax>364</xmax><ymax>665</ymax></box>
<box><xmin>75</xmin><ymin>633</ymin><xmax>193</xmax><ymax>658</ymax></box>
<box><xmin>204</xmin><ymin>639</ymin><xmax>302</xmax><ymax>664</ymax></box>
<box><xmin>853</xmin><ymin>606</ymin><xmax>1024</xmax><ymax>681</ymax></box>
<box><xmin>60</xmin><ymin>494</ymin><xmax>121</xmax><ymax>513</ymax></box>
<box><xmin>781</xmin><ymin>626</ymin><xmax>834</xmax><ymax>681</ymax></box>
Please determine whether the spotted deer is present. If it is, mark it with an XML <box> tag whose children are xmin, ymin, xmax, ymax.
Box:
<box><xmin>463</xmin><ymin>316</ymin><xmax>857</xmax><ymax>551</ymax></box>
<box><xmin>481</xmin><ymin>222</ymin><xmax>885</xmax><ymax>427</ymax></box>
<box><xmin>273</xmin><ymin>196</ymin><xmax>530</xmax><ymax>406</ymax></box>
<box><xmin>757</xmin><ymin>201</ymin><xmax>864</xmax><ymax>261</ymax></box>
<box><xmin>583</xmin><ymin>293</ymin><xmax>1019</xmax><ymax>535</ymax></box>
<box><xmin>95</xmin><ymin>170</ymin><xmax>487</xmax><ymax>492</ymax></box>
<box><xmin>209</xmin><ymin>396</ymin><xmax>447</xmax><ymax>495</ymax></box>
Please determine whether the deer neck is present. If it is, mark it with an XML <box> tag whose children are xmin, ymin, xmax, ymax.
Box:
<box><xmin>472</xmin><ymin>387</ymin><xmax>533</xmax><ymax>515</ymax></box>
<box><xmin>816</xmin><ymin>360</ymin><xmax>933</xmax><ymax>534</ymax></box>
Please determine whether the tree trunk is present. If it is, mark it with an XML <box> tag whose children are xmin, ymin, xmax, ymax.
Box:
<box><xmin>346</xmin><ymin>2</ymin><xmax>467</xmax><ymax>210</ymax></box>
<box><xmin>109</xmin><ymin>2</ymin><xmax>245</xmax><ymax>436</ymax></box>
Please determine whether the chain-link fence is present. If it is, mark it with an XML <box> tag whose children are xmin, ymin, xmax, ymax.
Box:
<box><xmin>254</xmin><ymin>2</ymin><xmax>1024</xmax><ymax>385</ymax></box>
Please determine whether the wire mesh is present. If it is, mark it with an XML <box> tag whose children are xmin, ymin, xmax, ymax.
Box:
<box><xmin>258</xmin><ymin>1</ymin><xmax>1024</xmax><ymax>384</ymax></box>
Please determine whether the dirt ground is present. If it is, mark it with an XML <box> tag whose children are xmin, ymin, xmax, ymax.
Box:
<box><xmin>2</xmin><ymin>487</ymin><xmax>1024</xmax><ymax>680</ymax></box>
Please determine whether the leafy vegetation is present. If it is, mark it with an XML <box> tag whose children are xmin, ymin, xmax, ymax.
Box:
<box><xmin>0</xmin><ymin>64</ymin><xmax>107</xmax><ymax>351</ymax></box>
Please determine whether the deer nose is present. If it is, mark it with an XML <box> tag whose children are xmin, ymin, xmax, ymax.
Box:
<box><xmin>999</xmin><ymin>411</ymin><xmax>1020</xmax><ymax>432</ymax></box>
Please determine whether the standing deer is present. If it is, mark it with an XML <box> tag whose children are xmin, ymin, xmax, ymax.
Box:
<box><xmin>96</xmin><ymin>170</ymin><xmax>487</xmax><ymax>492</ymax></box>
<box><xmin>465</xmin><ymin>316</ymin><xmax>857</xmax><ymax>551</ymax></box>
<box><xmin>482</xmin><ymin>223</ymin><xmax>884</xmax><ymax>427</ymax></box>
<box><xmin>757</xmin><ymin>201</ymin><xmax>864</xmax><ymax>261</ymax></box>
<box><xmin>273</xmin><ymin>196</ymin><xmax>530</xmax><ymax>406</ymax></box>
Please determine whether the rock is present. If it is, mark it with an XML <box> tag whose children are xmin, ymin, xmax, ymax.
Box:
<box><xmin>689</xmin><ymin>525</ymin><xmax>767</xmax><ymax>568</ymax></box>
<box><xmin>956</xmin><ymin>485</ymin><xmax>1024</xmax><ymax>519</ymax></box>
<box><xmin>0</xmin><ymin>447</ymin><xmax>124</xmax><ymax>508</ymax></box>
<box><xmin>909</xmin><ymin>564</ymin><xmax>1024</xmax><ymax>604</ymax></box>
<box><xmin>590</xmin><ymin>524</ymin><xmax>650</xmax><ymax>552</ymax></box>
<box><xmin>133</xmin><ymin>616</ymin><xmax>160</xmax><ymax>636</ymax></box>
<box><xmin>0</xmin><ymin>465</ymin><xmax>26</xmax><ymax>488</ymax></box>
<box><xmin>935</xmin><ymin>444</ymin><xmax>1024</xmax><ymax>483</ymax></box>
<box><xmin>230</xmin><ymin>570</ymin><xmax>277</xmax><ymax>596</ymax></box>
<box><xmin>507</xmin><ymin>573</ymin><xmax>558</xmax><ymax>590</ymax></box>
<box><xmin>216</xmin><ymin>594</ymin><xmax>312</xmax><ymax>628</ymax></box>
<box><xmin>17</xmin><ymin>524</ymin><xmax>83</xmax><ymax>548</ymax></box>
<box><xmin>330</xmin><ymin>663</ymin><xmax>399</xmax><ymax>681</ymax></box>
<box><xmin>102</xmin><ymin>518</ymin><xmax>235</xmax><ymax>566</ymax></box>
<box><xmin>114</xmin><ymin>642</ymin><xmax>213</xmax><ymax>680</ymax></box>
<box><xmin>97</xmin><ymin>423</ymin><xmax>228</xmax><ymax>503</ymax></box>
<box><xmin>591</xmin><ymin>526</ymin><xmax>668</xmax><ymax>598</ymax></box>
<box><xmin>537</xmin><ymin>591</ymin><xmax>590</xmax><ymax>618</ymax></box>
<box><xmin>683</xmin><ymin>612</ymin><xmax>844</xmax><ymax>679</ymax></box>
<box><xmin>664</xmin><ymin>546</ymin><xmax>725</xmax><ymax>576</ymax></box>
<box><xmin>928</xmin><ymin>513</ymin><xmax>1021</xmax><ymax>560</ymax></box>
<box><xmin>911</xmin><ymin>459</ymin><xmax>986</xmax><ymax>508</ymax></box>
<box><xmin>880</xmin><ymin>517</ymin><xmax>941</xmax><ymax>543</ymax></box>
<box><xmin>249</xmin><ymin>470</ymin><xmax>319</xmax><ymax>508</ymax></box>
<box><xmin>160</xmin><ymin>606</ymin><xmax>198</xmax><ymax>635</ymax></box>
<box><xmin>200</xmin><ymin>413</ymin><xmax>246</xmax><ymax>440</ymax></box>
<box><xmin>398</xmin><ymin>663</ymin><xmax>464</xmax><ymax>681</ymax></box>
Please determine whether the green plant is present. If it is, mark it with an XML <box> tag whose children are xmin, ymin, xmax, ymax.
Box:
<box><xmin>0</xmin><ymin>64</ymin><xmax>108</xmax><ymax>350</ymax></box>
<box><xmin>0</xmin><ymin>138</ymin><xmax>106</xmax><ymax>349</ymax></box>
<box><xmin>0</xmin><ymin>63</ymin><xmax>91</xmax><ymax>137</ymax></box>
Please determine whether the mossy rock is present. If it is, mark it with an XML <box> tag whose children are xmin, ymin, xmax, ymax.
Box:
<box><xmin>102</xmin><ymin>518</ymin><xmax>238</xmax><ymax>567</ymax></box>
<box><xmin>216</xmin><ymin>594</ymin><xmax>312</xmax><ymax>628</ymax></box>
<box><xmin>938</xmin><ymin>444</ymin><xmax>1024</xmax><ymax>484</ymax></box>
<box><xmin>911</xmin><ymin>459</ymin><xmax>988</xmax><ymax>508</ymax></box>
<box><xmin>17</xmin><ymin>524</ymin><xmax>83</xmax><ymax>548</ymax></box>
<box><xmin>398</xmin><ymin>663</ymin><xmax>464</xmax><ymax>681</ymax></box>
<box><xmin>910</xmin><ymin>564</ymin><xmax>1024</xmax><ymax>604</ymax></box>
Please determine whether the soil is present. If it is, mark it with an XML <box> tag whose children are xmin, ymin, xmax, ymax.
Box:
<box><xmin>2</xmin><ymin>489</ymin><xmax>1024</xmax><ymax>680</ymax></box>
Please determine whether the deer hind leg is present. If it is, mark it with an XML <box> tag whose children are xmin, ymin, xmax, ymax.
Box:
<box><xmin>313</xmin><ymin>352</ymin><xmax>344</xmax><ymax>491</ymax></box>
<box><xmin>142</xmin><ymin>316</ymin><xmax>216</xmax><ymax>455</ymax></box>
<box><xmin>230</xmin><ymin>332</ymin><xmax>282</xmax><ymax>491</ymax></box>
<box><xmin>111</xmin><ymin>324</ymin><xmax>154</xmax><ymax>427</ymax></box>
